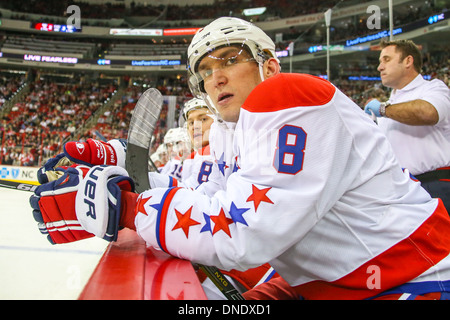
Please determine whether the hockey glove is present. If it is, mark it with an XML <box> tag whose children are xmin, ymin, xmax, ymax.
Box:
<box><xmin>30</xmin><ymin>165</ymin><xmax>135</xmax><ymax>244</ymax></box>
<box><xmin>37</xmin><ymin>138</ymin><xmax>127</xmax><ymax>184</ymax></box>
<box><xmin>64</xmin><ymin>138</ymin><xmax>127</xmax><ymax>168</ymax></box>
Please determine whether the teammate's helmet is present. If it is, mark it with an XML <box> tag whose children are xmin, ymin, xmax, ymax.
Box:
<box><xmin>182</xmin><ymin>98</ymin><xmax>209</xmax><ymax>121</ymax></box>
<box><xmin>164</xmin><ymin>127</ymin><xmax>190</xmax><ymax>145</ymax></box>
<box><xmin>187</xmin><ymin>17</ymin><xmax>278</xmax><ymax>99</ymax></box>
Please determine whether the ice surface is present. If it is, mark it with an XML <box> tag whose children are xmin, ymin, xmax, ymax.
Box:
<box><xmin>0</xmin><ymin>187</ymin><xmax>108</xmax><ymax>299</ymax></box>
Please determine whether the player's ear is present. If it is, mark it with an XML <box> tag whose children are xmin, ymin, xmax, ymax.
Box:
<box><xmin>263</xmin><ymin>58</ymin><xmax>280</xmax><ymax>80</ymax></box>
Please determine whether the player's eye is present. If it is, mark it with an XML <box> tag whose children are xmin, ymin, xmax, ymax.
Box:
<box><xmin>224</xmin><ymin>56</ymin><xmax>238</xmax><ymax>66</ymax></box>
<box><xmin>199</xmin><ymin>68</ymin><xmax>213</xmax><ymax>80</ymax></box>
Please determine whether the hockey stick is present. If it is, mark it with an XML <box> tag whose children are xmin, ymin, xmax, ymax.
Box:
<box><xmin>126</xmin><ymin>88</ymin><xmax>163</xmax><ymax>193</ymax></box>
<box><xmin>125</xmin><ymin>88</ymin><xmax>245</xmax><ymax>300</ymax></box>
<box><xmin>94</xmin><ymin>128</ymin><xmax>159</xmax><ymax>173</ymax></box>
<box><xmin>0</xmin><ymin>179</ymin><xmax>38</xmax><ymax>192</ymax></box>
<box><xmin>197</xmin><ymin>265</ymin><xmax>245</xmax><ymax>300</ymax></box>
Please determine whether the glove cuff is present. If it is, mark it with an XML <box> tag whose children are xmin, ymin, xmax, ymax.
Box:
<box><xmin>108</xmin><ymin>139</ymin><xmax>127</xmax><ymax>169</ymax></box>
<box><xmin>75</xmin><ymin>165</ymin><xmax>134</xmax><ymax>241</ymax></box>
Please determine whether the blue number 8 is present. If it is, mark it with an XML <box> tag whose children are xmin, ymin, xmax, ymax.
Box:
<box><xmin>273</xmin><ymin>125</ymin><xmax>306</xmax><ymax>175</ymax></box>
<box><xmin>198</xmin><ymin>161</ymin><xmax>213</xmax><ymax>185</ymax></box>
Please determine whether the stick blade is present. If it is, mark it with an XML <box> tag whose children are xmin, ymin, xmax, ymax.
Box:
<box><xmin>126</xmin><ymin>88</ymin><xmax>163</xmax><ymax>193</ymax></box>
<box><xmin>127</xmin><ymin>88</ymin><xmax>163</xmax><ymax>148</ymax></box>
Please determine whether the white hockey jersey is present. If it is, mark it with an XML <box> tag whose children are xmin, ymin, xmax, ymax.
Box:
<box><xmin>135</xmin><ymin>73</ymin><xmax>450</xmax><ymax>299</ymax></box>
<box><xmin>160</xmin><ymin>156</ymin><xmax>183</xmax><ymax>181</ymax></box>
<box><xmin>181</xmin><ymin>146</ymin><xmax>215</xmax><ymax>189</ymax></box>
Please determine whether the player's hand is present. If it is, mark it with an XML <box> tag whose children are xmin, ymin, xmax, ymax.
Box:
<box><xmin>37</xmin><ymin>139</ymin><xmax>127</xmax><ymax>184</ymax></box>
<box><xmin>37</xmin><ymin>153</ymin><xmax>75</xmax><ymax>184</ymax></box>
<box><xmin>364</xmin><ymin>99</ymin><xmax>382</xmax><ymax>117</ymax></box>
<box><xmin>30</xmin><ymin>165</ymin><xmax>135</xmax><ymax>244</ymax></box>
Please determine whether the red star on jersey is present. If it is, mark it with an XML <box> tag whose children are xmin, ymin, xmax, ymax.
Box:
<box><xmin>210</xmin><ymin>208</ymin><xmax>234</xmax><ymax>238</ymax></box>
<box><xmin>172</xmin><ymin>206</ymin><xmax>200</xmax><ymax>238</ymax></box>
<box><xmin>246</xmin><ymin>184</ymin><xmax>274</xmax><ymax>211</ymax></box>
<box><xmin>167</xmin><ymin>290</ymin><xmax>184</xmax><ymax>300</ymax></box>
<box><xmin>135</xmin><ymin>194</ymin><xmax>152</xmax><ymax>216</ymax></box>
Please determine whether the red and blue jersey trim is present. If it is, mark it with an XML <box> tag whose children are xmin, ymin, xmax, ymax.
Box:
<box><xmin>154</xmin><ymin>187</ymin><xmax>182</xmax><ymax>254</ymax></box>
<box><xmin>295</xmin><ymin>199</ymin><xmax>450</xmax><ymax>300</ymax></box>
<box><xmin>371</xmin><ymin>279</ymin><xmax>450</xmax><ymax>300</ymax></box>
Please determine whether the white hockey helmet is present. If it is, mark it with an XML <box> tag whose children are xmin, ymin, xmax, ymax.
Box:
<box><xmin>150</xmin><ymin>151</ymin><xmax>160</xmax><ymax>163</ymax></box>
<box><xmin>164</xmin><ymin>127</ymin><xmax>190</xmax><ymax>145</ymax></box>
<box><xmin>182</xmin><ymin>97</ymin><xmax>209</xmax><ymax>121</ymax></box>
<box><xmin>187</xmin><ymin>17</ymin><xmax>278</xmax><ymax>99</ymax></box>
<box><xmin>155</xmin><ymin>143</ymin><xmax>166</xmax><ymax>156</ymax></box>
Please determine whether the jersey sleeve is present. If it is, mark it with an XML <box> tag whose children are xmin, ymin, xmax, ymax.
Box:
<box><xmin>422</xmin><ymin>79</ymin><xmax>450</xmax><ymax>126</ymax></box>
<box><xmin>134</xmin><ymin>74</ymin><xmax>383</xmax><ymax>271</ymax></box>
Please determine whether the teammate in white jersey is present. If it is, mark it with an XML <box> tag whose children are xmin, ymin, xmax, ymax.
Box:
<box><xmin>180</xmin><ymin>98</ymin><xmax>215</xmax><ymax>189</ymax></box>
<box><xmin>364</xmin><ymin>39</ymin><xmax>450</xmax><ymax>211</ymax></box>
<box><xmin>159</xmin><ymin>127</ymin><xmax>191</xmax><ymax>181</ymax></box>
<box><xmin>31</xmin><ymin>17</ymin><xmax>450</xmax><ymax>300</ymax></box>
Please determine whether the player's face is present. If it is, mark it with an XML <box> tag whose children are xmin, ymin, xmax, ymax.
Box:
<box><xmin>198</xmin><ymin>46</ymin><xmax>261</xmax><ymax>122</ymax></box>
<box><xmin>175</xmin><ymin>141</ymin><xmax>191</xmax><ymax>160</ymax></box>
<box><xmin>378</xmin><ymin>45</ymin><xmax>409</xmax><ymax>89</ymax></box>
<box><xmin>186</xmin><ymin>108</ymin><xmax>214</xmax><ymax>150</ymax></box>
<box><xmin>159</xmin><ymin>150</ymin><xmax>168</xmax><ymax>163</ymax></box>
<box><xmin>165</xmin><ymin>143</ymin><xmax>175</xmax><ymax>158</ymax></box>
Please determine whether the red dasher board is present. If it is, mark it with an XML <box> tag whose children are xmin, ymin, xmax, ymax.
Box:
<box><xmin>78</xmin><ymin>228</ymin><xmax>207</xmax><ymax>300</ymax></box>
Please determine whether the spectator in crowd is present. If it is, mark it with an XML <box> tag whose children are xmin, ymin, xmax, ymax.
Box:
<box><xmin>0</xmin><ymin>75</ymin><xmax>118</xmax><ymax>165</ymax></box>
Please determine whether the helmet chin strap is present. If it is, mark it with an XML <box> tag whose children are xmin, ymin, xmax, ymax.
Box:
<box><xmin>202</xmin><ymin>93</ymin><xmax>223</xmax><ymax>123</ymax></box>
<box><xmin>258</xmin><ymin>61</ymin><xmax>265</xmax><ymax>82</ymax></box>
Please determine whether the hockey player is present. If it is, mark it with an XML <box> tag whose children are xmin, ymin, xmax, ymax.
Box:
<box><xmin>180</xmin><ymin>97</ymin><xmax>215</xmax><ymax>188</ymax></box>
<box><xmin>159</xmin><ymin>127</ymin><xmax>191</xmax><ymax>181</ymax></box>
<box><xmin>30</xmin><ymin>17</ymin><xmax>450</xmax><ymax>300</ymax></box>
<box><xmin>33</xmin><ymin>105</ymin><xmax>282</xmax><ymax>300</ymax></box>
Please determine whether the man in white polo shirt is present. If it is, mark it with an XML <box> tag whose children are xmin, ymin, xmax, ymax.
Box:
<box><xmin>365</xmin><ymin>39</ymin><xmax>450</xmax><ymax>211</ymax></box>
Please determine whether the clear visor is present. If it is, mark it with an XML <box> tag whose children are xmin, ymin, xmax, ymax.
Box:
<box><xmin>187</xmin><ymin>41</ymin><xmax>256</xmax><ymax>97</ymax></box>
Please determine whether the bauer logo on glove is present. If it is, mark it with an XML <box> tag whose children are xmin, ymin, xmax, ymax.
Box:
<box><xmin>76</xmin><ymin>165</ymin><xmax>134</xmax><ymax>241</ymax></box>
